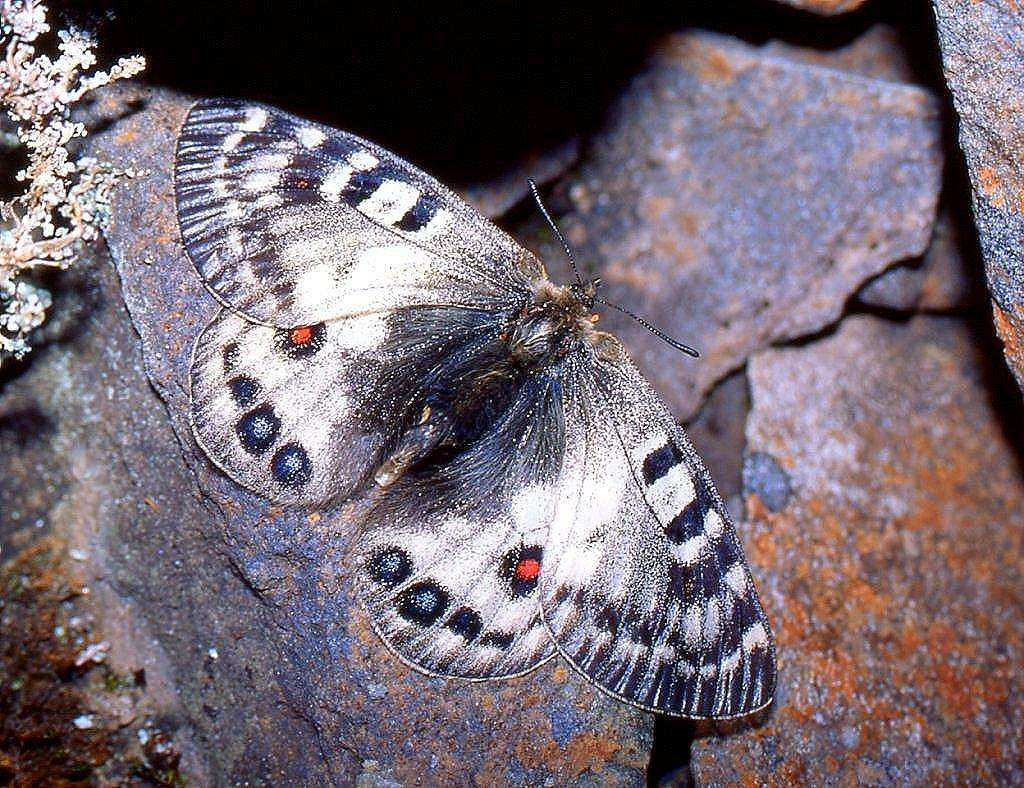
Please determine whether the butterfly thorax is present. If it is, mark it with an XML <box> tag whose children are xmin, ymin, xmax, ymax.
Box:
<box><xmin>374</xmin><ymin>283</ymin><xmax>605</xmax><ymax>489</ymax></box>
<box><xmin>516</xmin><ymin>280</ymin><xmax>619</xmax><ymax>364</ymax></box>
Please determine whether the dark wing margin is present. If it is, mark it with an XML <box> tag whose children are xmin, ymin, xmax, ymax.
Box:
<box><xmin>538</xmin><ymin>346</ymin><xmax>776</xmax><ymax>718</ymax></box>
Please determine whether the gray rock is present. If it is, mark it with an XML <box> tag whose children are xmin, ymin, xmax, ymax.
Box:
<box><xmin>519</xmin><ymin>31</ymin><xmax>943</xmax><ymax>421</ymax></box>
<box><xmin>741</xmin><ymin>451</ymin><xmax>792</xmax><ymax>513</ymax></box>
<box><xmin>857</xmin><ymin>208</ymin><xmax>979</xmax><ymax>312</ymax></box>
<box><xmin>462</xmin><ymin>138</ymin><xmax>579</xmax><ymax>219</ymax></box>
<box><xmin>763</xmin><ymin>24</ymin><xmax>916</xmax><ymax>84</ymax></box>
<box><xmin>933</xmin><ymin>1</ymin><xmax>1024</xmax><ymax>391</ymax></box>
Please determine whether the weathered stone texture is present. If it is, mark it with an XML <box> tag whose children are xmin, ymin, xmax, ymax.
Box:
<box><xmin>524</xmin><ymin>32</ymin><xmax>943</xmax><ymax>421</ymax></box>
<box><xmin>693</xmin><ymin>315</ymin><xmax>1024</xmax><ymax>784</ymax></box>
<box><xmin>857</xmin><ymin>209</ymin><xmax>978</xmax><ymax>312</ymax></box>
<box><xmin>934</xmin><ymin>1</ymin><xmax>1024</xmax><ymax>391</ymax></box>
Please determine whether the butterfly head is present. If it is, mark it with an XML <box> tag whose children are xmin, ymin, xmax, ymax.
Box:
<box><xmin>570</xmin><ymin>276</ymin><xmax>603</xmax><ymax>312</ymax></box>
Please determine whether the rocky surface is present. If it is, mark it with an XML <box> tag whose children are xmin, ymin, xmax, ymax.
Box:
<box><xmin>857</xmin><ymin>208</ymin><xmax>979</xmax><ymax>312</ymax></box>
<box><xmin>462</xmin><ymin>138</ymin><xmax>580</xmax><ymax>219</ymax></box>
<box><xmin>692</xmin><ymin>315</ymin><xmax>1024</xmax><ymax>784</ymax></box>
<box><xmin>933</xmin><ymin>2</ymin><xmax>1024</xmax><ymax>392</ymax></box>
<box><xmin>523</xmin><ymin>31</ymin><xmax>943</xmax><ymax>421</ymax></box>
<box><xmin>3</xmin><ymin>9</ymin><xmax>1017</xmax><ymax>786</ymax></box>
<box><xmin>763</xmin><ymin>24</ymin><xmax>916</xmax><ymax>84</ymax></box>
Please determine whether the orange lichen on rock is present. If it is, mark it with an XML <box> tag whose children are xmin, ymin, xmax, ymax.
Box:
<box><xmin>695</xmin><ymin>316</ymin><xmax>1024</xmax><ymax>784</ymax></box>
<box><xmin>993</xmin><ymin>303</ymin><xmax>1024</xmax><ymax>386</ymax></box>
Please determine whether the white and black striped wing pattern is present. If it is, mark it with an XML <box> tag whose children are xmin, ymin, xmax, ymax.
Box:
<box><xmin>175</xmin><ymin>98</ymin><xmax>543</xmax><ymax>327</ymax></box>
<box><xmin>539</xmin><ymin>348</ymin><xmax>776</xmax><ymax>718</ymax></box>
<box><xmin>352</xmin><ymin>371</ymin><xmax>566</xmax><ymax>679</ymax></box>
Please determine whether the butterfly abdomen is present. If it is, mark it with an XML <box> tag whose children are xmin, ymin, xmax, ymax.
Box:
<box><xmin>372</xmin><ymin>301</ymin><xmax>578</xmax><ymax>487</ymax></box>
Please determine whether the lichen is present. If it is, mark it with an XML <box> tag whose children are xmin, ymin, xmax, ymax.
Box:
<box><xmin>0</xmin><ymin>0</ymin><xmax>145</xmax><ymax>362</ymax></box>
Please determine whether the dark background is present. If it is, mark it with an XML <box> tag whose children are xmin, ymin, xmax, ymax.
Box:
<box><xmin>58</xmin><ymin>1</ymin><xmax>941</xmax><ymax>189</ymax></box>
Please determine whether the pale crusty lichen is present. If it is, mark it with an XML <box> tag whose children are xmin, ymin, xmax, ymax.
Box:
<box><xmin>0</xmin><ymin>0</ymin><xmax>144</xmax><ymax>362</ymax></box>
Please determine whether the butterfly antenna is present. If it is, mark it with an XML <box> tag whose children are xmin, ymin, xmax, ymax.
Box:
<box><xmin>594</xmin><ymin>296</ymin><xmax>701</xmax><ymax>358</ymax></box>
<box><xmin>527</xmin><ymin>178</ymin><xmax>585</xmax><ymax>289</ymax></box>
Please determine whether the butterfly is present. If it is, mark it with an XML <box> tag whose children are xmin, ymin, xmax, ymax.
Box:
<box><xmin>174</xmin><ymin>97</ymin><xmax>776</xmax><ymax>718</ymax></box>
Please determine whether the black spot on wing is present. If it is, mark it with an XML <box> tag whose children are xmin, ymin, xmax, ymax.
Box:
<box><xmin>396</xmin><ymin>581</ymin><xmax>449</xmax><ymax>626</ymax></box>
<box><xmin>631</xmin><ymin>618</ymin><xmax>655</xmax><ymax>647</ymax></box>
<box><xmin>668</xmin><ymin>560</ymin><xmax>719</xmax><ymax>603</ymax></box>
<box><xmin>499</xmin><ymin>545</ymin><xmax>543</xmax><ymax>597</ymax></box>
<box><xmin>715</xmin><ymin>537</ymin><xmax>741</xmax><ymax>571</ymax></box>
<box><xmin>643</xmin><ymin>441</ymin><xmax>684</xmax><ymax>485</ymax></box>
<box><xmin>228</xmin><ymin>375</ymin><xmax>261</xmax><ymax>407</ymax></box>
<box><xmin>664</xmin><ymin>479</ymin><xmax>713</xmax><ymax>544</ymax></box>
<box><xmin>366</xmin><ymin>547</ymin><xmax>413</xmax><ymax>587</ymax></box>
<box><xmin>480</xmin><ymin>631</ymin><xmax>514</xmax><ymax>650</ymax></box>
<box><xmin>319</xmin><ymin>135</ymin><xmax>360</xmax><ymax>164</ymax></box>
<box><xmin>222</xmin><ymin>342</ymin><xmax>240</xmax><ymax>372</ymax></box>
<box><xmin>395</xmin><ymin>193</ymin><xmax>439</xmax><ymax>232</ymax></box>
<box><xmin>342</xmin><ymin>166</ymin><xmax>384</xmax><ymax>205</ymax></box>
<box><xmin>270</xmin><ymin>442</ymin><xmax>311</xmax><ymax>487</ymax></box>
<box><xmin>446</xmin><ymin>608</ymin><xmax>483</xmax><ymax>641</ymax></box>
<box><xmin>236</xmin><ymin>404</ymin><xmax>280</xmax><ymax>455</ymax></box>
<box><xmin>596</xmin><ymin>604</ymin><xmax>620</xmax><ymax>638</ymax></box>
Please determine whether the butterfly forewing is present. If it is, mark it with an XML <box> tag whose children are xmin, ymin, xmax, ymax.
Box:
<box><xmin>175</xmin><ymin>98</ymin><xmax>542</xmax><ymax>326</ymax></box>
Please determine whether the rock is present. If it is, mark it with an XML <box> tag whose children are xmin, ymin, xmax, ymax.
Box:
<box><xmin>857</xmin><ymin>208</ymin><xmax>979</xmax><ymax>312</ymax></box>
<box><xmin>772</xmin><ymin>0</ymin><xmax>869</xmax><ymax>15</ymax></box>
<box><xmin>692</xmin><ymin>315</ymin><xmax>1024</xmax><ymax>784</ymax></box>
<box><xmin>57</xmin><ymin>84</ymin><xmax>647</xmax><ymax>784</ymax></box>
<box><xmin>683</xmin><ymin>369</ymin><xmax>750</xmax><ymax>517</ymax></box>
<box><xmin>763</xmin><ymin>24</ymin><xmax>916</xmax><ymax>83</ymax></box>
<box><xmin>933</xmin><ymin>2</ymin><xmax>1024</xmax><ymax>392</ymax></box>
<box><xmin>767</xmin><ymin>25</ymin><xmax>979</xmax><ymax>313</ymax></box>
<box><xmin>462</xmin><ymin>138</ymin><xmax>580</xmax><ymax>219</ymax></box>
<box><xmin>521</xmin><ymin>31</ymin><xmax>943</xmax><ymax>421</ymax></box>
<box><xmin>0</xmin><ymin>245</ymin><xmax>208</xmax><ymax>784</ymax></box>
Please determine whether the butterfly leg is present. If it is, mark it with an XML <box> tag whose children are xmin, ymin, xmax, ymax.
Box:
<box><xmin>373</xmin><ymin>404</ymin><xmax>453</xmax><ymax>487</ymax></box>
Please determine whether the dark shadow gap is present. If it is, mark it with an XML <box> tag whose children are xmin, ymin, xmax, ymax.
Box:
<box><xmin>648</xmin><ymin>718</ymin><xmax>695</xmax><ymax>787</ymax></box>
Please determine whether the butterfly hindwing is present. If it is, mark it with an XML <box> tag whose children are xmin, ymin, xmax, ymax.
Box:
<box><xmin>539</xmin><ymin>344</ymin><xmax>776</xmax><ymax>718</ymax></box>
<box><xmin>175</xmin><ymin>98</ymin><xmax>542</xmax><ymax>326</ymax></box>
<box><xmin>353</xmin><ymin>370</ymin><xmax>566</xmax><ymax>678</ymax></box>
<box><xmin>190</xmin><ymin>304</ymin><xmax>517</xmax><ymax>507</ymax></box>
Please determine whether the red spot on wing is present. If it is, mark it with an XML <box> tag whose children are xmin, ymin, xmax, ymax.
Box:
<box><xmin>514</xmin><ymin>558</ymin><xmax>541</xmax><ymax>583</ymax></box>
<box><xmin>290</xmin><ymin>325</ymin><xmax>313</xmax><ymax>345</ymax></box>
